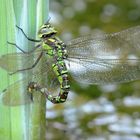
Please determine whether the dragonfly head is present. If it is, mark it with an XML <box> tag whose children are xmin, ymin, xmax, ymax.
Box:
<box><xmin>38</xmin><ymin>23</ymin><xmax>57</xmax><ymax>39</ymax></box>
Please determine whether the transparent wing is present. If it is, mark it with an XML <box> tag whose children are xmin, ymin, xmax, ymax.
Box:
<box><xmin>0</xmin><ymin>51</ymin><xmax>60</xmax><ymax>106</ymax></box>
<box><xmin>0</xmin><ymin>50</ymin><xmax>42</xmax><ymax>72</ymax></box>
<box><xmin>1</xmin><ymin>78</ymin><xmax>33</xmax><ymax>106</ymax></box>
<box><xmin>66</xmin><ymin>25</ymin><xmax>140</xmax><ymax>84</ymax></box>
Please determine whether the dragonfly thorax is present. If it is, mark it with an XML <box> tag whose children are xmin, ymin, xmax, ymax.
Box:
<box><xmin>42</xmin><ymin>37</ymin><xmax>68</xmax><ymax>60</ymax></box>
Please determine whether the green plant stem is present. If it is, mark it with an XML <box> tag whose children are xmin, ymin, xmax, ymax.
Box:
<box><xmin>0</xmin><ymin>0</ymin><xmax>49</xmax><ymax>140</ymax></box>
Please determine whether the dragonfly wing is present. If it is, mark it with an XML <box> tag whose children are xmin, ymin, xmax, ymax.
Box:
<box><xmin>0</xmin><ymin>49</ymin><xmax>42</xmax><ymax>73</ymax></box>
<box><xmin>65</xmin><ymin>58</ymin><xmax>140</xmax><ymax>84</ymax></box>
<box><xmin>33</xmin><ymin>55</ymin><xmax>60</xmax><ymax>97</ymax></box>
<box><xmin>66</xmin><ymin>25</ymin><xmax>140</xmax><ymax>84</ymax></box>
<box><xmin>1</xmin><ymin>55</ymin><xmax>60</xmax><ymax>106</ymax></box>
<box><xmin>1</xmin><ymin>78</ymin><xmax>32</xmax><ymax>106</ymax></box>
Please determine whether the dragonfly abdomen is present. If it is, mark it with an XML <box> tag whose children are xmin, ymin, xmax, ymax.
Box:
<box><xmin>48</xmin><ymin>60</ymin><xmax>70</xmax><ymax>103</ymax></box>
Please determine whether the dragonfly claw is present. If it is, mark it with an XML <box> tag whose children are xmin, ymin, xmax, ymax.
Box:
<box><xmin>27</xmin><ymin>82</ymin><xmax>41</xmax><ymax>93</ymax></box>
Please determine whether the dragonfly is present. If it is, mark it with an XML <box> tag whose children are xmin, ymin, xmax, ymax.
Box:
<box><xmin>0</xmin><ymin>23</ymin><xmax>140</xmax><ymax>106</ymax></box>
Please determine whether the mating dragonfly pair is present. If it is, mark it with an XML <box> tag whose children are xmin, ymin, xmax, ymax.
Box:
<box><xmin>0</xmin><ymin>22</ymin><xmax>140</xmax><ymax>106</ymax></box>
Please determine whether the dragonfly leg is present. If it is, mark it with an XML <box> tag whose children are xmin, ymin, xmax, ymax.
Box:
<box><xmin>27</xmin><ymin>82</ymin><xmax>40</xmax><ymax>100</ymax></box>
<box><xmin>27</xmin><ymin>82</ymin><xmax>43</xmax><ymax>102</ymax></box>
<box><xmin>16</xmin><ymin>25</ymin><xmax>41</xmax><ymax>42</ymax></box>
<box><xmin>7</xmin><ymin>41</ymin><xmax>41</xmax><ymax>54</ymax></box>
<box><xmin>9</xmin><ymin>51</ymin><xmax>43</xmax><ymax>75</ymax></box>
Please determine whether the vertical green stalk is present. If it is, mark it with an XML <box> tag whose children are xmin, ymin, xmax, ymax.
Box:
<box><xmin>0</xmin><ymin>0</ymin><xmax>49</xmax><ymax>140</ymax></box>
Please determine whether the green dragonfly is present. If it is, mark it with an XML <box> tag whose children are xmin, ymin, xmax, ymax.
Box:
<box><xmin>0</xmin><ymin>23</ymin><xmax>140</xmax><ymax>106</ymax></box>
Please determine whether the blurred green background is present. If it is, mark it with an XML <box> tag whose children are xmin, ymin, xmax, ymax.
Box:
<box><xmin>45</xmin><ymin>0</ymin><xmax>140</xmax><ymax>140</ymax></box>
<box><xmin>0</xmin><ymin>0</ymin><xmax>140</xmax><ymax>140</ymax></box>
